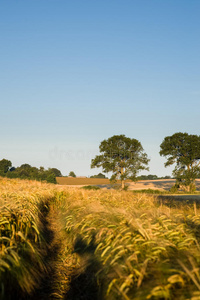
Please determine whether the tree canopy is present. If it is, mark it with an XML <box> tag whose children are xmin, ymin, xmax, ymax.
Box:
<box><xmin>90</xmin><ymin>173</ymin><xmax>107</xmax><ymax>179</ymax></box>
<box><xmin>0</xmin><ymin>159</ymin><xmax>12</xmax><ymax>176</ymax></box>
<box><xmin>49</xmin><ymin>168</ymin><xmax>62</xmax><ymax>177</ymax></box>
<box><xmin>69</xmin><ymin>171</ymin><xmax>76</xmax><ymax>177</ymax></box>
<box><xmin>91</xmin><ymin>134</ymin><xmax>149</xmax><ymax>188</ymax></box>
<box><xmin>160</xmin><ymin>132</ymin><xmax>200</xmax><ymax>191</ymax></box>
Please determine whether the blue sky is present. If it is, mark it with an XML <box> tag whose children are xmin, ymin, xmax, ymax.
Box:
<box><xmin>1</xmin><ymin>0</ymin><xmax>200</xmax><ymax>177</ymax></box>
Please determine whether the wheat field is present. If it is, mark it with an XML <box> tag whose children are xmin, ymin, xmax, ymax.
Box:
<box><xmin>1</xmin><ymin>177</ymin><xmax>200</xmax><ymax>299</ymax></box>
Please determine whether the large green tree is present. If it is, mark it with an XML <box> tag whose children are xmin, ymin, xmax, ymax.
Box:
<box><xmin>160</xmin><ymin>132</ymin><xmax>200</xmax><ymax>192</ymax></box>
<box><xmin>91</xmin><ymin>134</ymin><xmax>149</xmax><ymax>189</ymax></box>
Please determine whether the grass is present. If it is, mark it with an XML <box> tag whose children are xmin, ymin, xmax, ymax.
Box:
<box><xmin>132</xmin><ymin>189</ymin><xmax>169</xmax><ymax>194</ymax></box>
<box><xmin>82</xmin><ymin>185</ymin><xmax>100</xmax><ymax>190</ymax></box>
<box><xmin>1</xmin><ymin>177</ymin><xmax>200</xmax><ymax>299</ymax></box>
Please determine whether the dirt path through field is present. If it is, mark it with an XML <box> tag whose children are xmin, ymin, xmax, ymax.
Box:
<box><xmin>28</xmin><ymin>200</ymin><xmax>60</xmax><ymax>299</ymax></box>
<box><xmin>29</xmin><ymin>197</ymin><xmax>102</xmax><ymax>300</ymax></box>
<box><xmin>29</xmin><ymin>200</ymin><xmax>71</xmax><ymax>300</ymax></box>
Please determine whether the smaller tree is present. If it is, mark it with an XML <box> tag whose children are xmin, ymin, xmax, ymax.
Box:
<box><xmin>160</xmin><ymin>132</ymin><xmax>200</xmax><ymax>192</ymax></box>
<box><xmin>138</xmin><ymin>174</ymin><xmax>158</xmax><ymax>180</ymax></box>
<box><xmin>69</xmin><ymin>171</ymin><xmax>76</xmax><ymax>177</ymax></box>
<box><xmin>90</xmin><ymin>173</ymin><xmax>107</xmax><ymax>179</ymax></box>
<box><xmin>91</xmin><ymin>135</ymin><xmax>149</xmax><ymax>189</ymax></box>
<box><xmin>0</xmin><ymin>159</ymin><xmax>12</xmax><ymax>176</ymax></box>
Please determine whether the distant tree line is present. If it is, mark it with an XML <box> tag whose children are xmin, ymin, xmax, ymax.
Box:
<box><xmin>90</xmin><ymin>173</ymin><xmax>108</xmax><ymax>179</ymax></box>
<box><xmin>0</xmin><ymin>159</ymin><xmax>62</xmax><ymax>184</ymax></box>
<box><xmin>137</xmin><ymin>174</ymin><xmax>172</xmax><ymax>180</ymax></box>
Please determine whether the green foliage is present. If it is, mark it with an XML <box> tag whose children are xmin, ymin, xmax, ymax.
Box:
<box><xmin>160</xmin><ymin>132</ymin><xmax>200</xmax><ymax>191</ymax></box>
<box><xmin>0</xmin><ymin>159</ymin><xmax>61</xmax><ymax>184</ymax></box>
<box><xmin>46</xmin><ymin>173</ymin><xmax>57</xmax><ymax>183</ymax></box>
<box><xmin>90</xmin><ymin>172</ymin><xmax>107</xmax><ymax>178</ymax></box>
<box><xmin>132</xmin><ymin>189</ymin><xmax>169</xmax><ymax>194</ymax></box>
<box><xmin>49</xmin><ymin>168</ymin><xmax>62</xmax><ymax>177</ymax></box>
<box><xmin>91</xmin><ymin>134</ymin><xmax>149</xmax><ymax>188</ymax></box>
<box><xmin>20</xmin><ymin>163</ymin><xmax>32</xmax><ymax>169</ymax></box>
<box><xmin>138</xmin><ymin>175</ymin><xmax>172</xmax><ymax>180</ymax></box>
<box><xmin>0</xmin><ymin>159</ymin><xmax>12</xmax><ymax>176</ymax></box>
<box><xmin>170</xmin><ymin>184</ymin><xmax>179</xmax><ymax>193</ymax></box>
<box><xmin>138</xmin><ymin>174</ymin><xmax>158</xmax><ymax>180</ymax></box>
<box><xmin>69</xmin><ymin>171</ymin><xmax>76</xmax><ymax>177</ymax></box>
<box><xmin>123</xmin><ymin>183</ymin><xmax>129</xmax><ymax>190</ymax></box>
<box><xmin>9</xmin><ymin>167</ymin><xmax>16</xmax><ymax>172</ymax></box>
<box><xmin>81</xmin><ymin>185</ymin><xmax>100</xmax><ymax>190</ymax></box>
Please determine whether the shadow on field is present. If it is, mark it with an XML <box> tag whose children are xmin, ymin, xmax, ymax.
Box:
<box><xmin>157</xmin><ymin>194</ymin><xmax>200</xmax><ymax>204</ymax></box>
<box><xmin>145</xmin><ymin>181</ymin><xmax>173</xmax><ymax>190</ymax></box>
<box><xmin>96</xmin><ymin>184</ymin><xmax>121</xmax><ymax>190</ymax></box>
<box><xmin>64</xmin><ymin>235</ymin><xmax>104</xmax><ymax>300</ymax></box>
<box><xmin>185</xmin><ymin>219</ymin><xmax>200</xmax><ymax>241</ymax></box>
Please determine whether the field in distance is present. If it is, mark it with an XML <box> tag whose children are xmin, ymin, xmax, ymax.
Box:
<box><xmin>56</xmin><ymin>177</ymin><xmax>200</xmax><ymax>191</ymax></box>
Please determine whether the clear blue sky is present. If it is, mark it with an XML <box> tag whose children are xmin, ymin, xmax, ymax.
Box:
<box><xmin>1</xmin><ymin>0</ymin><xmax>200</xmax><ymax>177</ymax></box>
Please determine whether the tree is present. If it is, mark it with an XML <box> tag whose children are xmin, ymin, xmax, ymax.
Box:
<box><xmin>90</xmin><ymin>173</ymin><xmax>107</xmax><ymax>179</ymax></box>
<box><xmin>48</xmin><ymin>168</ymin><xmax>62</xmax><ymax>177</ymax></box>
<box><xmin>0</xmin><ymin>159</ymin><xmax>12</xmax><ymax>176</ymax></box>
<box><xmin>20</xmin><ymin>164</ymin><xmax>32</xmax><ymax>169</ymax></box>
<box><xmin>91</xmin><ymin>134</ymin><xmax>149</xmax><ymax>189</ymax></box>
<box><xmin>161</xmin><ymin>176</ymin><xmax>171</xmax><ymax>179</ymax></box>
<box><xmin>69</xmin><ymin>171</ymin><xmax>76</xmax><ymax>177</ymax></box>
<box><xmin>46</xmin><ymin>173</ymin><xmax>57</xmax><ymax>184</ymax></box>
<box><xmin>160</xmin><ymin>132</ymin><xmax>200</xmax><ymax>192</ymax></box>
<box><xmin>138</xmin><ymin>174</ymin><xmax>158</xmax><ymax>180</ymax></box>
